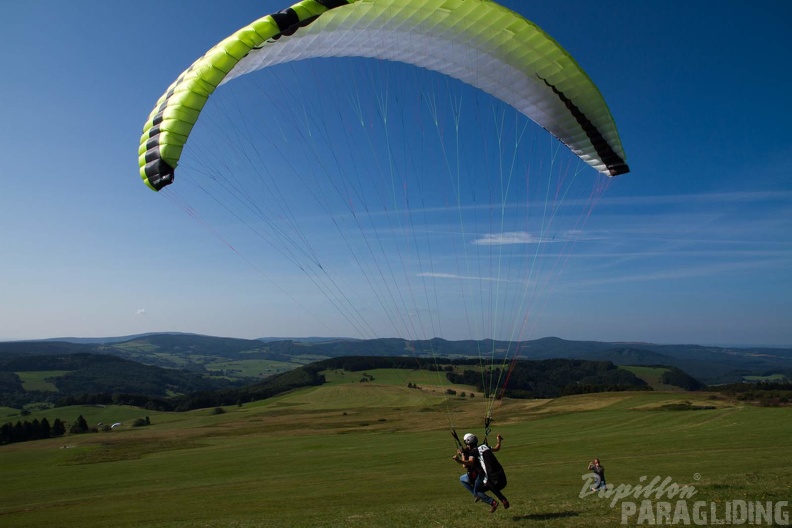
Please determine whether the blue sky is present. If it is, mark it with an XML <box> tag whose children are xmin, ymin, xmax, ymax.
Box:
<box><xmin>1</xmin><ymin>1</ymin><xmax>790</xmax><ymax>346</ymax></box>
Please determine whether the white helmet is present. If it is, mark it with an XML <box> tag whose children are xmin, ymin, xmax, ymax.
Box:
<box><xmin>463</xmin><ymin>433</ymin><xmax>478</xmax><ymax>446</ymax></box>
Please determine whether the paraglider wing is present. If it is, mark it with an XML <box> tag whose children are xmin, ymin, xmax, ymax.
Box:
<box><xmin>138</xmin><ymin>0</ymin><xmax>628</xmax><ymax>192</ymax></box>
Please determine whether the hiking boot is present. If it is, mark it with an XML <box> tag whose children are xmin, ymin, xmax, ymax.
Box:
<box><xmin>490</xmin><ymin>500</ymin><xmax>498</xmax><ymax>513</ymax></box>
<box><xmin>502</xmin><ymin>499</ymin><xmax>510</xmax><ymax>509</ymax></box>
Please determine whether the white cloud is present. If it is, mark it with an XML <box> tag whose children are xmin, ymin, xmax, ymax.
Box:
<box><xmin>136</xmin><ymin>309</ymin><xmax>147</xmax><ymax>316</ymax></box>
<box><xmin>417</xmin><ymin>272</ymin><xmax>511</xmax><ymax>283</ymax></box>
<box><xmin>473</xmin><ymin>231</ymin><xmax>536</xmax><ymax>245</ymax></box>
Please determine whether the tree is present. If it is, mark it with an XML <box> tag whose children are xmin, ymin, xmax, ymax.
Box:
<box><xmin>1</xmin><ymin>423</ymin><xmax>12</xmax><ymax>444</ymax></box>
<box><xmin>13</xmin><ymin>421</ymin><xmax>25</xmax><ymax>442</ymax></box>
<box><xmin>40</xmin><ymin>417</ymin><xmax>51</xmax><ymax>439</ymax></box>
<box><xmin>69</xmin><ymin>414</ymin><xmax>89</xmax><ymax>434</ymax></box>
<box><xmin>51</xmin><ymin>418</ymin><xmax>66</xmax><ymax>437</ymax></box>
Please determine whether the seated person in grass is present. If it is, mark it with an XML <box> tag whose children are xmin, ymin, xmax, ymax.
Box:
<box><xmin>587</xmin><ymin>458</ymin><xmax>606</xmax><ymax>490</ymax></box>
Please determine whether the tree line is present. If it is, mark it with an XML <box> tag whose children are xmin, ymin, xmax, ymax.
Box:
<box><xmin>0</xmin><ymin>353</ymin><xmax>246</xmax><ymax>408</ymax></box>
<box><xmin>1</xmin><ymin>414</ymin><xmax>154</xmax><ymax>446</ymax></box>
<box><xmin>52</xmin><ymin>364</ymin><xmax>326</xmax><ymax>412</ymax></box>
<box><xmin>1</xmin><ymin>417</ymin><xmax>64</xmax><ymax>444</ymax></box>
<box><xmin>715</xmin><ymin>381</ymin><xmax>792</xmax><ymax>406</ymax></box>
<box><xmin>1</xmin><ymin>415</ymin><xmax>76</xmax><ymax>445</ymax></box>
<box><xmin>310</xmin><ymin>356</ymin><xmax>656</xmax><ymax>398</ymax></box>
<box><xmin>445</xmin><ymin>358</ymin><xmax>651</xmax><ymax>399</ymax></box>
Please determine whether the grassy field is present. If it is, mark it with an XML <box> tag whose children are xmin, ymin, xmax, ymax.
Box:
<box><xmin>619</xmin><ymin>366</ymin><xmax>683</xmax><ymax>392</ymax></box>
<box><xmin>15</xmin><ymin>370</ymin><xmax>72</xmax><ymax>392</ymax></box>
<box><xmin>206</xmin><ymin>359</ymin><xmax>297</xmax><ymax>379</ymax></box>
<box><xmin>2</xmin><ymin>379</ymin><xmax>791</xmax><ymax>527</ymax></box>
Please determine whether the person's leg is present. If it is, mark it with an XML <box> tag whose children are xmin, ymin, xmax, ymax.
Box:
<box><xmin>473</xmin><ymin>475</ymin><xmax>496</xmax><ymax>505</ymax></box>
<box><xmin>460</xmin><ymin>473</ymin><xmax>475</xmax><ymax>495</ymax></box>
<box><xmin>490</xmin><ymin>487</ymin><xmax>509</xmax><ymax>507</ymax></box>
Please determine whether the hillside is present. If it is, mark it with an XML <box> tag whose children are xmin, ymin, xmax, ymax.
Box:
<box><xmin>1</xmin><ymin>352</ymin><xmax>653</xmax><ymax>412</ymax></box>
<box><xmin>313</xmin><ymin>356</ymin><xmax>650</xmax><ymax>398</ymax></box>
<box><xmin>0</xmin><ymin>353</ymin><xmax>244</xmax><ymax>408</ymax></box>
<box><xmin>2</xmin><ymin>389</ymin><xmax>791</xmax><ymax>528</ymax></box>
<box><xmin>3</xmin><ymin>334</ymin><xmax>791</xmax><ymax>386</ymax></box>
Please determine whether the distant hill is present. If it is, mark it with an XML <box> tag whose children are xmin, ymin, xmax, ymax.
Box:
<box><xmin>2</xmin><ymin>334</ymin><xmax>791</xmax><ymax>385</ymax></box>
<box><xmin>582</xmin><ymin>347</ymin><xmax>673</xmax><ymax>365</ymax></box>
<box><xmin>0</xmin><ymin>352</ymin><xmax>244</xmax><ymax>408</ymax></box>
<box><xmin>24</xmin><ymin>333</ymin><xmax>357</xmax><ymax>346</ymax></box>
<box><xmin>258</xmin><ymin>336</ymin><xmax>359</xmax><ymax>344</ymax></box>
<box><xmin>0</xmin><ymin>334</ymin><xmax>750</xmax><ymax>413</ymax></box>
<box><xmin>33</xmin><ymin>333</ymin><xmax>174</xmax><ymax>345</ymax></box>
<box><xmin>105</xmin><ymin>334</ymin><xmax>269</xmax><ymax>362</ymax></box>
<box><xmin>274</xmin><ymin>338</ymin><xmax>792</xmax><ymax>384</ymax></box>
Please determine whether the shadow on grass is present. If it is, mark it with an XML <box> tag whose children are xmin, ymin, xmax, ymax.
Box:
<box><xmin>512</xmin><ymin>510</ymin><xmax>580</xmax><ymax>522</ymax></box>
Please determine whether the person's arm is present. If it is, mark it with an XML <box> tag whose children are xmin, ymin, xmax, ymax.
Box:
<box><xmin>453</xmin><ymin>449</ymin><xmax>475</xmax><ymax>466</ymax></box>
<box><xmin>461</xmin><ymin>454</ymin><xmax>476</xmax><ymax>467</ymax></box>
<box><xmin>456</xmin><ymin>449</ymin><xmax>479</xmax><ymax>467</ymax></box>
<box><xmin>491</xmin><ymin>434</ymin><xmax>503</xmax><ymax>452</ymax></box>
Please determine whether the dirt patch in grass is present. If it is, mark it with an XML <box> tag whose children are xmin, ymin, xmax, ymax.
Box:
<box><xmin>63</xmin><ymin>437</ymin><xmax>209</xmax><ymax>465</ymax></box>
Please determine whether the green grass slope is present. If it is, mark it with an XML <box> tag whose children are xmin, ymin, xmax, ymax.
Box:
<box><xmin>1</xmin><ymin>385</ymin><xmax>790</xmax><ymax>528</ymax></box>
<box><xmin>620</xmin><ymin>366</ymin><xmax>681</xmax><ymax>391</ymax></box>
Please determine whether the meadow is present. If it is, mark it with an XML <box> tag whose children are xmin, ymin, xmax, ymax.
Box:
<box><xmin>15</xmin><ymin>371</ymin><xmax>70</xmax><ymax>392</ymax></box>
<box><xmin>2</xmin><ymin>373</ymin><xmax>791</xmax><ymax>527</ymax></box>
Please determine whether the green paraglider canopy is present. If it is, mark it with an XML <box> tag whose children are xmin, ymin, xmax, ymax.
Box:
<box><xmin>139</xmin><ymin>0</ymin><xmax>628</xmax><ymax>192</ymax></box>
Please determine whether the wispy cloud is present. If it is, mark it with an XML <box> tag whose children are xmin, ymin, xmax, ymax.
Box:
<box><xmin>418</xmin><ymin>272</ymin><xmax>509</xmax><ymax>283</ymax></box>
<box><xmin>136</xmin><ymin>309</ymin><xmax>147</xmax><ymax>316</ymax></box>
<box><xmin>473</xmin><ymin>231</ymin><xmax>536</xmax><ymax>245</ymax></box>
<box><xmin>471</xmin><ymin>230</ymin><xmax>596</xmax><ymax>246</ymax></box>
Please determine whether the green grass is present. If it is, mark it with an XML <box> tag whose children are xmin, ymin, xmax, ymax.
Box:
<box><xmin>197</xmin><ymin>356</ymin><xmax>324</xmax><ymax>381</ymax></box>
<box><xmin>100</xmin><ymin>345</ymin><xmax>312</xmax><ymax>381</ymax></box>
<box><xmin>5</xmin><ymin>405</ymin><xmax>167</xmax><ymax>431</ymax></box>
<box><xmin>1</xmin><ymin>406</ymin><xmax>22</xmax><ymax>418</ymax></box>
<box><xmin>206</xmin><ymin>359</ymin><xmax>296</xmax><ymax>378</ymax></box>
<box><xmin>1</xmin><ymin>387</ymin><xmax>791</xmax><ymax>527</ymax></box>
<box><xmin>620</xmin><ymin>365</ymin><xmax>683</xmax><ymax>391</ymax></box>
<box><xmin>15</xmin><ymin>370</ymin><xmax>71</xmax><ymax>392</ymax></box>
<box><xmin>325</xmin><ymin>366</ymin><xmax>471</xmax><ymax>386</ymax></box>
